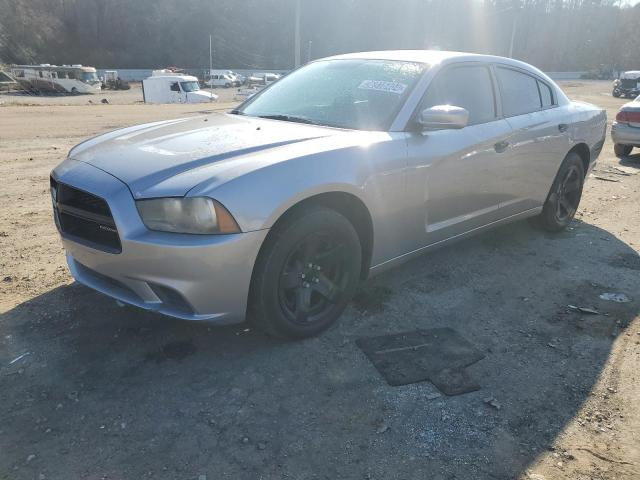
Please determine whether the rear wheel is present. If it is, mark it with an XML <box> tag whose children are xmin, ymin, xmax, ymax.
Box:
<box><xmin>249</xmin><ymin>206</ymin><xmax>361</xmax><ymax>339</ymax></box>
<box><xmin>535</xmin><ymin>152</ymin><xmax>585</xmax><ymax>232</ymax></box>
<box><xmin>614</xmin><ymin>143</ymin><xmax>633</xmax><ymax>157</ymax></box>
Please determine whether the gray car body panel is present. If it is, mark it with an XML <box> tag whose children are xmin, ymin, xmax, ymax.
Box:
<box><xmin>53</xmin><ymin>50</ymin><xmax>607</xmax><ymax>322</ymax></box>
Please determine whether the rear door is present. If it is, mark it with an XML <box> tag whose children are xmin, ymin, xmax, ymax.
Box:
<box><xmin>406</xmin><ymin>63</ymin><xmax>513</xmax><ymax>247</ymax></box>
<box><xmin>494</xmin><ymin>66</ymin><xmax>572</xmax><ymax>214</ymax></box>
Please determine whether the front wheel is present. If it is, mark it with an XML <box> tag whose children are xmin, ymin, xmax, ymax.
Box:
<box><xmin>535</xmin><ymin>152</ymin><xmax>585</xmax><ymax>232</ymax></box>
<box><xmin>612</xmin><ymin>89</ymin><xmax>621</xmax><ymax>98</ymax></box>
<box><xmin>249</xmin><ymin>206</ymin><xmax>362</xmax><ymax>339</ymax></box>
<box><xmin>614</xmin><ymin>143</ymin><xmax>633</xmax><ymax>157</ymax></box>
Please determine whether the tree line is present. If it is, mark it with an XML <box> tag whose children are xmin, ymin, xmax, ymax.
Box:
<box><xmin>0</xmin><ymin>0</ymin><xmax>639</xmax><ymax>72</ymax></box>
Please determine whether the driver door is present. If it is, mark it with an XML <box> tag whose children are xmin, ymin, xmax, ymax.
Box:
<box><xmin>406</xmin><ymin>63</ymin><xmax>513</xmax><ymax>247</ymax></box>
<box><xmin>169</xmin><ymin>81</ymin><xmax>185</xmax><ymax>103</ymax></box>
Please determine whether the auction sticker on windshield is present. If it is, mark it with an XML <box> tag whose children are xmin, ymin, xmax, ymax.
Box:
<box><xmin>358</xmin><ymin>80</ymin><xmax>407</xmax><ymax>95</ymax></box>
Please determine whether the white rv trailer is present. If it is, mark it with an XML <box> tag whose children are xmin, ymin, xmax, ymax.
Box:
<box><xmin>142</xmin><ymin>74</ymin><xmax>217</xmax><ymax>104</ymax></box>
<box><xmin>10</xmin><ymin>64</ymin><xmax>101</xmax><ymax>94</ymax></box>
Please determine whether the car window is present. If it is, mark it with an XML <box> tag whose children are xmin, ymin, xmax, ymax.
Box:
<box><xmin>420</xmin><ymin>65</ymin><xmax>496</xmax><ymax>125</ymax></box>
<box><xmin>496</xmin><ymin>67</ymin><xmax>542</xmax><ymax>116</ymax></box>
<box><xmin>538</xmin><ymin>80</ymin><xmax>554</xmax><ymax>107</ymax></box>
<box><xmin>170</xmin><ymin>82</ymin><xmax>180</xmax><ymax>92</ymax></box>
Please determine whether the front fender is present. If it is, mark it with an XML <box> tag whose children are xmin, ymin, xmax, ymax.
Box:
<box><xmin>187</xmin><ymin>133</ymin><xmax>410</xmax><ymax>265</ymax></box>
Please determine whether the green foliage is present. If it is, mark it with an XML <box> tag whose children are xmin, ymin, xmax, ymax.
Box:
<box><xmin>0</xmin><ymin>0</ymin><xmax>638</xmax><ymax>71</ymax></box>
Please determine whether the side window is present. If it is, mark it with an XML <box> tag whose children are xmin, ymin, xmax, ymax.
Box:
<box><xmin>496</xmin><ymin>67</ymin><xmax>541</xmax><ymax>116</ymax></box>
<box><xmin>538</xmin><ymin>80</ymin><xmax>554</xmax><ymax>108</ymax></box>
<box><xmin>420</xmin><ymin>65</ymin><xmax>496</xmax><ymax>125</ymax></box>
<box><xmin>170</xmin><ymin>82</ymin><xmax>180</xmax><ymax>92</ymax></box>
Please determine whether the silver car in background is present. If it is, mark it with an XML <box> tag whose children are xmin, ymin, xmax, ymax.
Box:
<box><xmin>51</xmin><ymin>50</ymin><xmax>607</xmax><ymax>338</ymax></box>
<box><xmin>611</xmin><ymin>95</ymin><xmax>640</xmax><ymax>157</ymax></box>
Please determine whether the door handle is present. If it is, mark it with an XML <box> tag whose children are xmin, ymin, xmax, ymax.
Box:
<box><xmin>558</xmin><ymin>123</ymin><xmax>568</xmax><ymax>133</ymax></box>
<box><xmin>494</xmin><ymin>140</ymin><xmax>509</xmax><ymax>153</ymax></box>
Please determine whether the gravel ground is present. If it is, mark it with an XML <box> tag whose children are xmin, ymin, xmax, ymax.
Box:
<box><xmin>0</xmin><ymin>81</ymin><xmax>639</xmax><ymax>480</ymax></box>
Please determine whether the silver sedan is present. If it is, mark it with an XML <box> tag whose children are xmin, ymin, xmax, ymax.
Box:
<box><xmin>611</xmin><ymin>95</ymin><xmax>640</xmax><ymax>157</ymax></box>
<box><xmin>51</xmin><ymin>50</ymin><xmax>607</xmax><ymax>338</ymax></box>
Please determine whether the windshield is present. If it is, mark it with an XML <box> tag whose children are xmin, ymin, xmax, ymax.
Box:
<box><xmin>80</xmin><ymin>71</ymin><xmax>98</xmax><ymax>83</ymax></box>
<box><xmin>237</xmin><ymin>59</ymin><xmax>426</xmax><ymax>130</ymax></box>
<box><xmin>180</xmin><ymin>81</ymin><xmax>200</xmax><ymax>92</ymax></box>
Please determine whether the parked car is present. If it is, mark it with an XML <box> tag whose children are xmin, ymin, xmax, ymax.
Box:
<box><xmin>206</xmin><ymin>71</ymin><xmax>239</xmax><ymax>88</ymax></box>
<box><xmin>612</xmin><ymin>71</ymin><xmax>640</xmax><ymax>98</ymax></box>
<box><xmin>101</xmin><ymin>70</ymin><xmax>130</xmax><ymax>90</ymax></box>
<box><xmin>51</xmin><ymin>50</ymin><xmax>606</xmax><ymax>338</ymax></box>
<box><xmin>611</xmin><ymin>95</ymin><xmax>640</xmax><ymax>157</ymax></box>
<box><xmin>247</xmin><ymin>72</ymin><xmax>281</xmax><ymax>87</ymax></box>
<box><xmin>142</xmin><ymin>74</ymin><xmax>217</xmax><ymax>104</ymax></box>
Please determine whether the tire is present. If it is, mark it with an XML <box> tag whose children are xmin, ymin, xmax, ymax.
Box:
<box><xmin>535</xmin><ymin>152</ymin><xmax>585</xmax><ymax>232</ymax></box>
<box><xmin>614</xmin><ymin>143</ymin><xmax>633</xmax><ymax>157</ymax></box>
<box><xmin>225</xmin><ymin>83</ymin><xmax>231</xmax><ymax>88</ymax></box>
<box><xmin>71</xmin><ymin>87</ymin><xmax>78</xmax><ymax>95</ymax></box>
<box><xmin>249</xmin><ymin>206</ymin><xmax>362</xmax><ymax>339</ymax></box>
<box><xmin>613</xmin><ymin>89</ymin><xmax>621</xmax><ymax>98</ymax></box>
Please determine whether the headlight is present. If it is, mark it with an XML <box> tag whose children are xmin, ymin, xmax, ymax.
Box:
<box><xmin>136</xmin><ymin>197</ymin><xmax>240</xmax><ymax>234</ymax></box>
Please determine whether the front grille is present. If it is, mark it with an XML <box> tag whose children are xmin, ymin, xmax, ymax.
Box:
<box><xmin>51</xmin><ymin>177</ymin><xmax>122</xmax><ymax>253</ymax></box>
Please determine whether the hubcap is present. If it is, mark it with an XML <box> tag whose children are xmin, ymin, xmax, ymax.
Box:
<box><xmin>555</xmin><ymin>165</ymin><xmax>582</xmax><ymax>222</ymax></box>
<box><xmin>279</xmin><ymin>233</ymin><xmax>348</xmax><ymax>324</ymax></box>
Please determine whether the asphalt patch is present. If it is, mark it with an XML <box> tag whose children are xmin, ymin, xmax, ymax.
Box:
<box><xmin>356</xmin><ymin>328</ymin><xmax>484</xmax><ymax>395</ymax></box>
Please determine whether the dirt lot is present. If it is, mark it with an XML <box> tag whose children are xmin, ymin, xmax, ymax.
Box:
<box><xmin>0</xmin><ymin>81</ymin><xmax>639</xmax><ymax>480</ymax></box>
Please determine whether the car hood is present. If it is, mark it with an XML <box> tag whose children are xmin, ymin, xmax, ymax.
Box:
<box><xmin>69</xmin><ymin>113</ymin><xmax>346</xmax><ymax>198</ymax></box>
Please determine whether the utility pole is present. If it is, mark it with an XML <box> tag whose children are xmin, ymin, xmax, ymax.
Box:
<box><xmin>508</xmin><ymin>9</ymin><xmax>518</xmax><ymax>58</ymax></box>
<box><xmin>294</xmin><ymin>0</ymin><xmax>301</xmax><ymax>68</ymax></box>
<box><xmin>209</xmin><ymin>34</ymin><xmax>214</xmax><ymax>99</ymax></box>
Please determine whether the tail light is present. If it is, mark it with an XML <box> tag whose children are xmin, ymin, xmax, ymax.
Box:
<box><xmin>616</xmin><ymin>110</ymin><xmax>640</xmax><ymax>123</ymax></box>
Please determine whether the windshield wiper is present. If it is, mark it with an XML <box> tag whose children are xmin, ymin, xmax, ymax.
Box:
<box><xmin>256</xmin><ymin>114</ymin><xmax>318</xmax><ymax>125</ymax></box>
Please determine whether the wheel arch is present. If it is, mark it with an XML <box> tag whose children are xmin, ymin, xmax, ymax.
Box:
<box><xmin>254</xmin><ymin>191</ymin><xmax>374</xmax><ymax>282</ymax></box>
<box><xmin>568</xmin><ymin>142</ymin><xmax>590</xmax><ymax>176</ymax></box>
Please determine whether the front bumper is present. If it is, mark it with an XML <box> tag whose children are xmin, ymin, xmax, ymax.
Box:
<box><xmin>53</xmin><ymin>159</ymin><xmax>268</xmax><ymax>323</ymax></box>
<box><xmin>611</xmin><ymin>122</ymin><xmax>640</xmax><ymax>147</ymax></box>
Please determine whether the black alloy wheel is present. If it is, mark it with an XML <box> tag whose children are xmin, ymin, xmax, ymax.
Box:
<box><xmin>249</xmin><ymin>206</ymin><xmax>362</xmax><ymax>339</ymax></box>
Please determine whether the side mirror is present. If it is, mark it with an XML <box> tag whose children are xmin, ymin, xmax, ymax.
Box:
<box><xmin>417</xmin><ymin>105</ymin><xmax>469</xmax><ymax>131</ymax></box>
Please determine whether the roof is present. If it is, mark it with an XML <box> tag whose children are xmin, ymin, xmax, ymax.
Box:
<box><xmin>11</xmin><ymin>64</ymin><xmax>96</xmax><ymax>72</ymax></box>
<box><xmin>322</xmin><ymin>49</ymin><xmax>542</xmax><ymax>70</ymax></box>
<box><xmin>621</xmin><ymin>71</ymin><xmax>640</xmax><ymax>79</ymax></box>
<box><xmin>323</xmin><ymin>50</ymin><xmax>469</xmax><ymax>64</ymax></box>
<box><xmin>145</xmin><ymin>75</ymin><xmax>198</xmax><ymax>81</ymax></box>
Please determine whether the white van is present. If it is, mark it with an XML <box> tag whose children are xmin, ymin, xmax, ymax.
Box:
<box><xmin>206</xmin><ymin>71</ymin><xmax>239</xmax><ymax>88</ymax></box>
<box><xmin>142</xmin><ymin>75</ymin><xmax>217</xmax><ymax>104</ymax></box>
